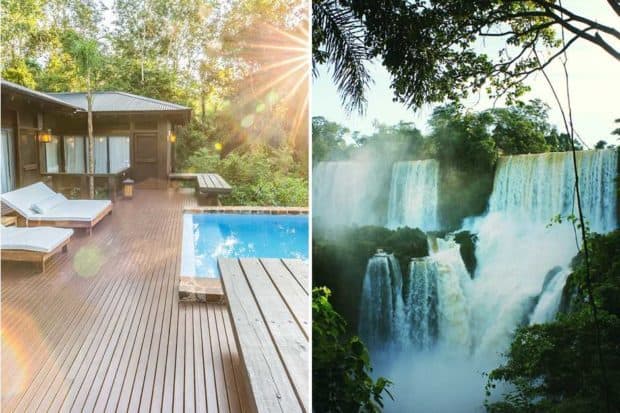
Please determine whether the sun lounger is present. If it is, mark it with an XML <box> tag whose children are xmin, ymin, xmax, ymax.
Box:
<box><xmin>1</xmin><ymin>182</ymin><xmax>112</xmax><ymax>235</ymax></box>
<box><xmin>1</xmin><ymin>225</ymin><xmax>73</xmax><ymax>272</ymax></box>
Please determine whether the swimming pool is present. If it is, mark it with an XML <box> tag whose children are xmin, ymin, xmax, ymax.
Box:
<box><xmin>181</xmin><ymin>212</ymin><xmax>309</xmax><ymax>278</ymax></box>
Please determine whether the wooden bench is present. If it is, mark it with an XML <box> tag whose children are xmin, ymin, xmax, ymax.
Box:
<box><xmin>219</xmin><ymin>258</ymin><xmax>309</xmax><ymax>413</ymax></box>
<box><xmin>168</xmin><ymin>173</ymin><xmax>232</xmax><ymax>205</ymax></box>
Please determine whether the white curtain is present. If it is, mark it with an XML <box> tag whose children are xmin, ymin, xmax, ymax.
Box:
<box><xmin>45</xmin><ymin>137</ymin><xmax>60</xmax><ymax>173</ymax></box>
<box><xmin>94</xmin><ymin>137</ymin><xmax>108</xmax><ymax>173</ymax></box>
<box><xmin>109</xmin><ymin>136</ymin><xmax>130</xmax><ymax>173</ymax></box>
<box><xmin>64</xmin><ymin>136</ymin><xmax>85</xmax><ymax>173</ymax></box>
<box><xmin>1</xmin><ymin>129</ymin><xmax>15</xmax><ymax>193</ymax></box>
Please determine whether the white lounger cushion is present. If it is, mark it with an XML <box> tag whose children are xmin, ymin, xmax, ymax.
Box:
<box><xmin>1</xmin><ymin>226</ymin><xmax>73</xmax><ymax>253</ymax></box>
<box><xmin>31</xmin><ymin>193</ymin><xmax>67</xmax><ymax>214</ymax></box>
<box><xmin>35</xmin><ymin>199</ymin><xmax>112</xmax><ymax>221</ymax></box>
<box><xmin>1</xmin><ymin>182</ymin><xmax>111</xmax><ymax>222</ymax></box>
<box><xmin>1</xmin><ymin>182</ymin><xmax>56</xmax><ymax>219</ymax></box>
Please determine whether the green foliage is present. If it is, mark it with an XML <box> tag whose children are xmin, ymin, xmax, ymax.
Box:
<box><xmin>334</xmin><ymin>1</ymin><xmax>616</xmax><ymax>109</ymax></box>
<box><xmin>357</xmin><ymin>121</ymin><xmax>427</xmax><ymax>162</ymax></box>
<box><xmin>1</xmin><ymin>58</ymin><xmax>38</xmax><ymax>88</ymax></box>
<box><xmin>312</xmin><ymin>116</ymin><xmax>350</xmax><ymax>164</ymax></box>
<box><xmin>312</xmin><ymin>0</ymin><xmax>371</xmax><ymax>113</ymax></box>
<box><xmin>312</xmin><ymin>287</ymin><xmax>392</xmax><ymax>412</ymax></box>
<box><xmin>185</xmin><ymin>144</ymin><xmax>307</xmax><ymax>207</ymax></box>
<box><xmin>486</xmin><ymin>230</ymin><xmax>620</xmax><ymax>412</ymax></box>
<box><xmin>488</xmin><ymin>100</ymin><xmax>552</xmax><ymax>155</ymax></box>
<box><xmin>613</xmin><ymin>119</ymin><xmax>620</xmax><ymax>138</ymax></box>
<box><xmin>429</xmin><ymin>103</ymin><xmax>498</xmax><ymax>173</ymax></box>
<box><xmin>313</xmin><ymin>226</ymin><xmax>428</xmax><ymax>332</ymax></box>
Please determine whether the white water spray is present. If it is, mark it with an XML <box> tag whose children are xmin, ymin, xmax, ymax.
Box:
<box><xmin>387</xmin><ymin>160</ymin><xmax>440</xmax><ymax>231</ymax></box>
<box><xmin>313</xmin><ymin>161</ymin><xmax>385</xmax><ymax>228</ymax></box>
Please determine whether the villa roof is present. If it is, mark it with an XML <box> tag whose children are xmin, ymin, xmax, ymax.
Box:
<box><xmin>48</xmin><ymin>91</ymin><xmax>191</xmax><ymax>113</ymax></box>
<box><xmin>1</xmin><ymin>79</ymin><xmax>82</xmax><ymax>111</ymax></box>
<box><xmin>1</xmin><ymin>79</ymin><xmax>190</xmax><ymax>115</ymax></box>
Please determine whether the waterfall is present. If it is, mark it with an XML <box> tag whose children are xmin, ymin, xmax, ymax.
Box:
<box><xmin>404</xmin><ymin>258</ymin><xmax>438</xmax><ymax>350</ymax></box>
<box><xmin>313</xmin><ymin>161</ymin><xmax>386</xmax><ymax>228</ymax></box>
<box><xmin>355</xmin><ymin>150</ymin><xmax>617</xmax><ymax>411</ymax></box>
<box><xmin>489</xmin><ymin>149</ymin><xmax>617</xmax><ymax>234</ymax></box>
<box><xmin>387</xmin><ymin>160</ymin><xmax>440</xmax><ymax>231</ymax></box>
<box><xmin>465</xmin><ymin>150</ymin><xmax>617</xmax><ymax>355</ymax></box>
<box><xmin>358</xmin><ymin>252</ymin><xmax>406</xmax><ymax>351</ymax></box>
<box><xmin>430</xmin><ymin>238</ymin><xmax>473</xmax><ymax>353</ymax></box>
<box><xmin>529</xmin><ymin>268</ymin><xmax>572</xmax><ymax>325</ymax></box>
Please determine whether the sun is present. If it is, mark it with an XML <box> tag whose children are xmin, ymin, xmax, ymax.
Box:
<box><xmin>231</xmin><ymin>17</ymin><xmax>310</xmax><ymax>151</ymax></box>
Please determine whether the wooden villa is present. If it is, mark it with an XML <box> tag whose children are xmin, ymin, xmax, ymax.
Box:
<box><xmin>1</xmin><ymin>79</ymin><xmax>191</xmax><ymax>199</ymax></box>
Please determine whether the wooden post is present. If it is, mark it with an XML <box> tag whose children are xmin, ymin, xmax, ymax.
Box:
<box><xmin>108</xmin><ymin>175</ymin><xmax>117</xmax><ymax>202</ymax></box>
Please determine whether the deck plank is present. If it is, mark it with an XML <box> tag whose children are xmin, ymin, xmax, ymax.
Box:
<box><xmin>281</xmin><ymin>259</ymin><xmax>309</xmax><ymax>293</ymax></box>
<box><xmin>260</xmin><ymin>259</ymin><xmax>310</xmax><ymax>338</ymax></box>
<box><xmin>219</xmin><ymin>258</ymin><xmax>308</xmax><ymax>413</ymax></box>
<box><xmin>239</xmin><ymin>259</ymin><xmax>309</xmax><ymax>412</ymax></box>
<box><xmin>1</xmin><ymin>190</ymin><xmax>251</xmax><ymax>413</ymax></box>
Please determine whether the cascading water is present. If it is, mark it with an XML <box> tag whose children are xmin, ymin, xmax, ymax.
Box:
<box><xmin>312</xmin><ymin>161</ymin><xmax>385</xmax><ymax>228</ymax></box>
<box><xmin>489</xmin><ymin>149</ymin><xmax>617</xmax><ymax>233</ymax></box>
<box><xmin>430</xmin><ymin>237</ymin><xmax>473</xmax><ymax>354</ymax></box>
<box><xmin>387</xmin><ymin>160</ymin><xmax>440</xmax><ymax>231</ymax></box>
<box><xmin>403</xmin><ymin>257</ymin><xmax>438</xmax><ymax>350</ymax></box>
<box><xmin>529</xmin><ymin>267</ymin><xmax>572</xmax><ymax>325</ymax></box>
<box><xmin>358</xmin><ymin>252</ymin><xmax>406</xmax><ymax>351</ymax></box>
<box><xmin>354</xmin><ymin>149</ymin><xmax>617</xmax><ymax>412</ymax></box>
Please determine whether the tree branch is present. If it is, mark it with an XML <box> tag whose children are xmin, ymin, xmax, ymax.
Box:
<box><xmin>533</xmin><ymin>0</ymin><xmax>620</xmax><ymax>40</ymax></box>
<box><xmin>607</xmin><ymin>0</ymin><xmax>620</xmax><ymax>17</ymax></box>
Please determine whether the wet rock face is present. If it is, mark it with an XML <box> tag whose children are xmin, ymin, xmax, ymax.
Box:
<box><xmin>453</xmin><ymin>230</ymin><xmax>478</xmax><ymax>277</ymax></box>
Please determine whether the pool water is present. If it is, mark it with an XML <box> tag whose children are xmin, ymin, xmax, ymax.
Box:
<box><xmin>183</xmin><ymin>213</ymin><xmax>308</xmax><ymax>278</ymax></box>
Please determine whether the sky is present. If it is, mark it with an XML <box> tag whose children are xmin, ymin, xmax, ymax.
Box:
<box><xmin>312</xmin><ymin>2</ymin><xmax>620</xmax><ymax>148</ymax></box>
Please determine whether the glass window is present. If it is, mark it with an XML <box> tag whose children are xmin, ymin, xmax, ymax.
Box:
<box><xmin>44</xmin><ymin>136</ymin><xmax>60</xmax><ymax>173</ymax></box>
<box><xmin>64</xmin><ymin>136</ymin><xmax>86</xmax><ymax>173</ymax></box>
<box><xmin>1</xmin><ymin>128</ymin><xmax>16</xmax><ymax>193</ymax></box>
<box><xmin>93</xmin><ymin>137</ymin><xmax>108</xmax><ymax>173</ymax></box>
<box><xmin>109</xmin><ymin>136</ymin><xmax>131</xmax><ymax>173</ymax></box>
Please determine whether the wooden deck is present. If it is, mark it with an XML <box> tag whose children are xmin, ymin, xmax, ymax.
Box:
<box><xmin>219</xmin><ymin>258</ymin><xmax>309</xmax><ymax>413</ymax></box>
<box><xmin>1</xmin><ymin>189</ymin><xmax>254</xmax><ymax>412</ymax></box>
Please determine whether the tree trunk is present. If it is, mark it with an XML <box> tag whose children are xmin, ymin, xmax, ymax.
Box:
<box><xmin>87</xmin><ymin>71</ymin><xmax>95</xmax><ymax>199</ymax></box>
<box><xmin>201</xmin><ymin>91</ymin><xmax>206</xmax><ymax>124</ymax></box>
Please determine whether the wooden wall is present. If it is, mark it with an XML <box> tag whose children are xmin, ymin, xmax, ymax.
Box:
<box><xmin>1</xmin><ymin>94</ymin><xmax>183</xmax><ymax>193</ymax></box>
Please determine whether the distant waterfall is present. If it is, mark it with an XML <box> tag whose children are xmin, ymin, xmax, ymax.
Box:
<box><xmin>313</xmin><ymin>161</ymin><xmax>385</xmax><ymax>228</ymax></box>
<box><xmin>359</xmin><ymin>253</ymin><xmax>405</xmax><ymax>351</ymax></box>
<box><xmin>387</xmin><ymin>160</ymin><xmax>440</xmax><ymax>231</ymax></box>
<box><xmin>489</xmin><ymin>149</ymin><xmax>617</xmax><ymax>233</ymax></box>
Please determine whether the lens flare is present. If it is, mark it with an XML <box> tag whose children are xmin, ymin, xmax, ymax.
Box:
<box><xmin>229</xmin><ymin>16</ymin><xmax>309</xmax><ymax>150</ymax></box>
<box><xmin>241</xmin><ymin>114</ymin><xmax>255</xmax><ymax>128</ymax></box>
<box><xmin>2</xmin><ymin>305</ymin><xmax>50</xmax><ymax>399</ymax></box>
<box><xmin>73</xmin><ymin>246</ymin><xmax>104</xmax><ymax>277</ymax></box>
